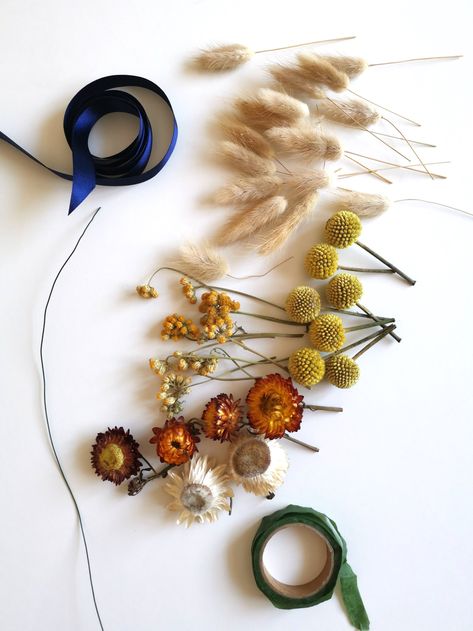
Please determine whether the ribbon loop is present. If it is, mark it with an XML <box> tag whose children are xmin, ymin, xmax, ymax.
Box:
<box><xmin>0</xmin><ymin>74</ymin><xmax>178</xmax><ymax>214</ymax></box>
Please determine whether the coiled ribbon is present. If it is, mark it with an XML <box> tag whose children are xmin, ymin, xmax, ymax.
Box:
<box><xmin>0</xmin><ymin>75</ymin><xmax>178</xmax><ymax>213</ymax></box>
<box><xmin>251</xmin><ymin>504</ymin><xmax>370</xmax><ymax>630</ymax></box>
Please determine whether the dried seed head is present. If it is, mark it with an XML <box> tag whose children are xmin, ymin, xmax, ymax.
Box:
<box><xmin>265</xmin><ymin>124</ymin><xmax>342</xmax><ymax>163</ymax></box>
<box><xmin>305</xmin><ymin>243</ymin><xmax>339</xmax><ymax>279</ymax></box>
<box><xmin>336</xmin><ymin>189</ymin><xmax>391</xmax><ymax>217</ymax></box>
<box><xmin>269</xmin><ymin>64</ymin><xmax>326</xmax><ymax>99</ymax></box>
<box><xmin>175</xmin><ymin>242</ymin><xmax>229</xmax><ymax>282</ymax></box>
<box><xmin>235</xmin><ymin>88</ymin><xmax>309</xmax><ymax>130</ymax></box>
<box><xmin>320</xmin><ymin>55</ymin><xmax>368</xmax><ymax>79</ymax></box>
<box><xmin>218</xmin><ymin>141</ymin><xmax>276</xmax><ymax>176</ymax></box>
<box><xmin>285</xmin><ymin>170</ymin><xmax>331</xmax><ymax>198</ymax></box>
<box><xmin>297</xmin><ymin>53</ymin><xmax>349</xmax><ymax>92</ymax></box>
<box><xmin>309</xmin><ymin>314</ymin><xmax>345</xmax><ymax>352</ymax></box>
<box><xmin>219</xmin><ymin>117</ymin><xmax>274</xmax><ymax>158</ymax></box>
<box><xmin>325</xmin><ymin>354</ymin><xmax>360</xmax><ymax>388</ymax></box>
<box><xmin>213</xmin><ymin>175</ymin><xmax>282</xmax><ymax>206</ymax></box>
<box><xmin>193</xmin><ymin>44</ymin><xmax>254</xmax><ymax>71</ymax></box>
<box><xmin>285</xmin><ymin>286</ymin><xmax>321</xmax><ymax>323</ymax></box>
<box><xmin>288</xmin><ymin>347</ymin><xmax>325</xmax><ymax>388</ymax></box>
<box><xmin>217</xmin><ymin>195</ymin><xmax>287</xmax><ymax>245</ymax></box>
<box><xmin>325</xmin><ymin>211</ymin><xmax>362</xmax><ymax>248</ymax></box>
<box><xmin>317</xmin><ymin>98</ymin><xmax>381</xmax><ymax>127</ymax></box>
<box><xmin>326</xmin><ymin>273</ymin><xmax>363</xmax><ymax>309</ymax></box>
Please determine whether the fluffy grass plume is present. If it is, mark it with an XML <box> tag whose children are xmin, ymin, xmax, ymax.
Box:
<box><xmin>193</xmin><ymin>44</ymin><xmax>254</xmax><ymax>71</ymax></box>
<box><xmin>269</xmin><ymin>65</ymin><xmax>326</xmax><ymax>99</ymax></box>
<box><xmin>257</xmin><ymin>192</ymin><xmax>319</xmax><ymax>255</ymax></box>
<box><xmin>213</xmin><ymin>175</ymin><xmax>282</xmax><ymax>206</ymax></box>
<box><xmin>336</xmin><ymin>189</ymin><xmax>391</xmax><ymax>217</ymax></box>
<box><xmin>176</xmin><ymin>242</ymin><xmax>229</xmax><ymax>281</ymax></box>
<box><xmin>297</xmin><ymin>53</ymin><xmax>349</xmax><ymax>91</ymax></box>
<box><xmin>319</xmin><ymin>55</ymin><xmax>367</xmax><ymax>79</ymax></box>
<box><xmin>218</xmin><ymin>196</ymin><xmax>288</xmax><ymax>245</ymax></box>
<box><xmin>286</xmin><ymin>169</ymin><xmax>331</xmax><ymax>197</ymax></box>
<box><xmin>317</xmin><ymin>98</ymin><xmax>381</xmax><ymax>127</ymax></box>
<box><xmin>235</xmin><ymin>88</ymin><xmax>309</xmax><ymax>130</ymax></box>
<box><xmin>219</xmin><ymin>117</ymin><xmax>274</xmax><ymax>158</ymax></box>
<box><xmin>265</xmin><ymin>125</ymin><xmax>342</xmax><ymax>162</ymax></box>
<box><xmin>218</xmin><ymin>141</ymin><xmax>276</xmax><ymax>175</ymax></box>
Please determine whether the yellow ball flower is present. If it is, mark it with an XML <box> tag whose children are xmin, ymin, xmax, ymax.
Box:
<box><xmin>325</xmin><ymin>211</ymin><xmax>362</xmax><ymax>249</ymax></box>
<box><xmin>325</xmin><ymin>354</ymin><xmax>360</xmax><ymax>388</ymax></box>
<box><xmin>288</xmin><ymin>347</ymin><xmax>325</xmax><ymax>387</ymax></box>
<box><xmin>326</xmin><ymin>273</ymin><xmax>363</xmax><ymax>309</ymax></box>
<box><xmin>285</xmin><ymin>286</ymin><xmax>321</xmax><ymax>323</ymax></box>
<box><xmin>309</xmin><ymin>314</ymin><xmax>345</xmax><ymax>352</ymax></box>
<box><xmin>305</xmin><ymin>243</ymin><xmax>338</xmax><ymax>280</ymax></box>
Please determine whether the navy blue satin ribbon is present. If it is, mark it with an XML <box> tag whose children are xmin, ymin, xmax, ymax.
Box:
<box><xmin>0</xmin><ymin>75</ymin><xmax>178</xmax><ymax>213</ymax></box>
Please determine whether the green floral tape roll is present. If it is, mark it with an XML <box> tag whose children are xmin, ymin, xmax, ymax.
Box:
<box><xmin>251</xmin><ymin>504</ymin><xmax>370</xmax><ymax>630</ymax></box>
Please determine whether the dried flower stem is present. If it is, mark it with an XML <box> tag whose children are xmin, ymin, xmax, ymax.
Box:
<box><xmin>255</xmin><ymin>35</ymin><xmax>356</xmax><ymax>54</ymax></box>
<box><xmin>303</xmin><ymin>403</ymin><xmax>343</xmax><ymax>412</ymax></box>
<box><xmin>382</xmin><ymin>116</ymin><xmax>433</xmax><ymax>179</ymax></box>
<box><xmin>339</xmin><ymin>265</ymin><xmax>394</xmax><ymax>274</ymax></box>
<box><xmin>283</xmin><ymin>433</ymin><xmax>319</xmax><ymax>452</ymax></box>
<box><xmin>347</xmin><ymin>88</ymin><xmax>421</xmax><ymax>126</ymax></box>
<box><xmin>394</xmin><ymin>199</ymin><xmax>473</xmax><ymax>218</ymax></box>
<box><xmin>352</xmin><ymin>325</ymin><xmax>396</xmax><ymax>360</ymax></box>
<box><xmin>345</xmin><ymin>154</ymin><xmax>392</xmax><ymax>184</ymax></box>
<box><xmin>372</xmin><ymin>132</ymin><xmax>435</xmax><ymax>147</ymax></box>
<box><xmin>325</xmin><ymin>324</ymin><xmax>397</xmax><ymax>359</ymax></box>
<box><xmin>355</xmin><ymin>240</ymin><xmax>416</xmax><ymax>286</ymax></box>
<box><xmin>368</xmin><ymin>55</ymin><xmax>462</xmax><ymax>67</ymax></box>
<box><xmin>345</xmin><ymin>319</ymin><xmax>395</xmax><ymax>332</ymax></box>
<box><xmin>232</xmin><ymin>339</ymin><xmax>290</xmax><ymax>373</ymax></box>
<box><xmin>234</xmin><ymin>310</ymin><xmax>306</xmax><ymax>326</ymax></box>
<box><xmin>339</xmin><ymin>161</ymin><xmax>448</xmax><ymax>180</ymax></box>
<box><xmin>356</xmin><ymin>303</ymin><xmax>401</xmax><ymax>343</ymax></box>
<box><xmin>323</xmin><ymin>307</ymin><xmax>392</xmax><ymax>320</ymax></box>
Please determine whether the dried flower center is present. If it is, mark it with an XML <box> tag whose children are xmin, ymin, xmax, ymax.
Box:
<box><xmin>233</xmin><ymin>440</ymin><xmax>271</xmax><ymax>478</ymax></box>
<box><xmin>99</xmin><ymin>444</ymin><xmax>125</xmax><ymax>472</ymax></box>
<box><xmin>260</xmin><ymin>393</ymin><xmax>285</xmax><ymax>420</ymax></box>
<box><xmin>180</xmin><ymin>483</ymin><xmax>213</xmax><ymax>514</ymax></box>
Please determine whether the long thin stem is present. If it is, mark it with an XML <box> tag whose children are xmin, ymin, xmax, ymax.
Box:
<box><xmin>344</xmin><ymin>154</ymin><xmax>392</xmax><ymax>184</ymax></box>
<box><xmin>372</xmin><ymin>131</ymin><xmax>436</xmax><ymax>147</ymax></box>
<box><xmin>40</xmin><ymin>208</ymin><xmax>104</xmax><ymax>631</ymax></box>
<box><xmin>356</xmin><ymin>240</ymin><xmax>416</xmax><ymax>286</ymax></box>
<box><xmin>339</xmin><ymin>265</ymin><xmax>394</xmax><ymax>274</ymax></box>
<box><xmin>345</xmin><ymin>319</ymin><xmax>395</xmax><ymax>333</ymax></box>
<box><xmin>356</xmin><ymin>302</ymin><xmax>401</xmax><ymax>343</ymax></box>
<box><xmin>138</xmin><ymin>452</ymin><xmax>158</xmax><ymax>474</ymax></box>
<box><xmin>255</xmin><ymin>35</ymin><xmax>356</xmax><ymax>54</ymax></box>
<box><xmin>369</xmin><ymin>55</ymin><xmax>462</xmax><ymax>67</ymax></box>
<box><xmin>325</xmin><ymin>324</ymin><xmax>396</xmax><ymax>359</ymax></box>
<box><xmin>303</xmin><ymin>403</ymin><xmax>343</xmax><ymax>412</ymax></box>
<box><xmin>339</xmin><ymin>161</ymin><xmax>448</xmax><ymax>180</ymax></box>
<box><xmin>382</xmin><ymin>116</ymin><xmax>433</xmax><ymax>180</ymax></box>
<box><xmin>232</xmin><ymin>339</ymin><xmax>290</xmax><ymax>374</ymax></box>
<box><xmin>352</xmin><ymin>326</ymin><xmax>396</xmax><ymax>360</ymax></box>
<box><xmin>323</xmin><ymin>307</ymin><xmax>392</xmax><ymax>320</ymax></box>
<box><xmin>234</xmin><ymin>310</ymin><xmax>306</xmax><ymax>326</ymax></box>
<box><xmin>347</xmin><ymin>88</ymin><xmax>421</xmax><ymax>126</ymax></box>
<box><xmin>395</xmin><ymin>199</ymin><xmax>473</xmax><ymax>218</ymax></box>
<box><xmin>283</xmin><ymin>433</ymin><xmax>319</xmax><ymax>452</ymax></box>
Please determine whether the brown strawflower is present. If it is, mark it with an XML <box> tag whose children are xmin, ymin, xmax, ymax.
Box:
<box><xmin>91</xmin><ymin>427</ymin><xmax>141</xmax><ymax>485</ymax></box>
<box><xmin>202</xmin><ymin>393</ymin><xmax>243</xmax><ymax>442</ymax></box>
<box><xmin>150</xmin><ymin>417</ymin><xmax>199</xmax><ymax>465</ymax></box>
<box><xmin>246</xmin><ymin>373</ymin><xmax>304</xmax><ymax>439</ymax></box>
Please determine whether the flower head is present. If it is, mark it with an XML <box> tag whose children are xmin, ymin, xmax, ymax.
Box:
<box><xmin>161</xmin><ymin>314</ymin><xmax>199</xmax><ymax>341</ymax></box>
<box><xmin>91</xmin><ymin>427</ymin><xmax>141</xmax><ymax>485</ymax></box>
<box><xmin>136</xmin><ymin>284</ymin><xmax>158</xmax><ymax>299</ymax></box>
<box><xmin>202</xmin><ymin>393</ymin><xmax>243</xmax><ymax>442</ymax></box>
<box><xmin>180</xmin><ymin>277</ymin><xmax>197</xmax><ymax>304</ymax></box>
<box><xmin>309</xmin><ymin>314</ymin><xmax>345</xmax><ymax>352</ymax></box>
<box><xmin>227</xmin><ymin>434</ymin><xmax>288</xmax><ymax>496</ymax></box>
<box><xmin>246</xmin><ymin>374</ymin><xmax>303</xmax><ymax>439</ymax></box>
<box><xmin>325</xmin><ymin>354</ymin><xmax>360</xmax><ymax>388</ymax></box>
<box><xmin>199</xmin><ymin>290</ymin><xmax>239</xmax><ymax>343</ymax></box>
<box><xmin>305</xmin><ymin>243</ymin><xmax>338</xmax><ymax>279</ymax></box>
<box><xmin>288</xmin><ymin>347</ymin><xmax>325</xmax><ymax>388</ymax></box>
<box><xmin>325</xmin><ymin>210</ymin><xmax>362</xmax><ymax>249</ymax></box>
<box><xmin>164</xmin><ymin>455</ymin><xmax>233</xmax><ymax>527</ymax></box>
<box><xmin>285</xmin><ymin>286</ymin><xmax>321</xmax><ymax>323</ymax></box>
<box><xmin>326</xmin><ymin>273</ymin><xmax>363</xmax><ymax>309</ymax></box>
<box><xmin>150</xmin><ymin>417</ymin><xmax>199</xmax><ymax>465</ymax></box>
<box><xmin>157</xmin><ymin>372</ymin><xmax>192</xmax><ymax>418</ymax></box>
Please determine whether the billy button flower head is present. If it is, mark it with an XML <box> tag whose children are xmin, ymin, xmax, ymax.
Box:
<box><xmin>285</xmin><ymin>286</ymin><xmax>321</xmax><ymax>323</ymax></box>
<box><xmin>150</xmin><ymin>417</ymin><xmax>200</xmax><ymax>465</ymax></box>
<box><xmin>202</xmin><ymin>393</ymin><xmax>243</xmax><ymax>442</ymax></box>
<box><xmin>91</xmin><ymin>427</ymin><xmax>141</xmax><ymax>485</ymax></box>
<box><xmin>288</xmin><ymin>347</ymin><xmax>325</xmax><ymax>388</ymax></box>
<box><xmin>246</xmin><ymin>373</ymin><xmax>303</xmax><ymax>439</ymax></box>
<box><xmin>309</xmin><ymin>314</ymin><xmax>345</xmax><ymax>352</ymax></box>
<box><xmin>325</xmin><ymin>210</ymin><xmax>416</xmax><ymax>285</ymax></box>
<box><xmin>305</xmin><ymin>243</ymin><xmax>338</xmax><ymax>280</ymax></box>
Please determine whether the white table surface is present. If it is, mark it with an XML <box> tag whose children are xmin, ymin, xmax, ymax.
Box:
<box><xmin>1</xmin><ymin>1</ymin><xmax>472</xmax><ymax>629</ymax></box>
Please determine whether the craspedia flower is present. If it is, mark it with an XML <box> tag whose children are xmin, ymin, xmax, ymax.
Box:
<box><xmin>285</xmin><ymin>286</ymin><xmax>321</xmax><ymax>323</ymax></box>
<box><xmin>325</xmin><ymin>210</ymin><xmax>362</xmax><ymax>248</ymax></box>
<box><xmin>164</xmin><ymin>455</ymin><xmax>233</xmax><ymax>528</ymax></box>
<box><xmin>288</xmin><ymin>347</ymin><xmax>325</xmax><ymax>388</ymax></box>
<box><xmin>202</xmin><ymin>393</ymin><xmax>243</xmax><ymax>442</ymax></box>
<box><xmin>325</xmin><ymin>354</ymin><xmax>360</xmax><ymax>388</ymax></box>
<box><xmin>309</xmin><ymin>314</ymin><xmax>345</xmax><ymax>352</ymax></box>
<box><xmin>246</xmin><ymin>373</ymin><xmax>303</xmax><ymax>439</ymax></box>
<box><xmin>150</xmin><ymin>417</ymin><xmax>199</xmax><ymax>465</ymax></box>
<box><xmin>326</xmin><ymin>273</ymin><xmax>363</xmax><ymax>309</ymax></box>
<box><xmin>227</xmin><ymin>434</ymin><xmax>288</xmax><ymax>496</ymax></box>
<box><xmin>305</xmin><ymin>243</ymin><xmax>338</xmax><ymax>280</ymax></box>
<box><xmin>91</xmin><ymin>427</ymin><xmax>141</xmax><ymax>485</ymax></box>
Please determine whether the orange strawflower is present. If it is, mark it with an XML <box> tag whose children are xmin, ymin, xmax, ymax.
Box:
<box><xmin>150</xmin><ymin>417</ymin><xmax>199</xmax><ymax>465</ymax></box>
<box><xmin>202</xmin><ymin>393</ymin><xmax>243</xmax><ymax>442</ymax></box>
<box><xmin>246</xmin><ymin>374</ymin><xmax>304</xmax><ymax>439</ymax></box>
<box><xmin>91</xmin><ymin>427</ymin><xmax>141</xmax><ymax>485</ymax></box>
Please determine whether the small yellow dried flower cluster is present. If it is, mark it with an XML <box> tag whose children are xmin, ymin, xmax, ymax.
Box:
<box><xmin>326</xmin><ymin>273</ymin><xmax>363</xmax><ymax>309</ymax></box>
<box><xmin>305</xmin><ymin>243</ymin><xmax>338</xmax><ymax>280</ymax></box>
<box><xmin>161</xmin><ymin>314</ymin><xmax>200</xmax><ymax>341</ymax></box>
<box><xmin>288</xmin><ymin>347</ymin><xmax>325</xmax><ymax>387</ymax></box>
<box><xmin>199</xmin><ymin>290</ymin><xmax>240</xmax><ymax>343</ymax></box>
<box><xmin>172</xmin><ymin>351</ymin><xmax>219</xmax><ymax>376</ymax></box>
<box><xmin>325</xmin><ymin>354</ymin><xmax>360</xmax><ymax>388</ymax></box>
<box><xmin>309</xmin><ymin>314</ymin><xmax>345</xmax><ymax>352</ymax></box>
<box><xmin>136</xmin><ymin>284</ymin><xmax>158</xmax><ymax>299</ymax></box>
<box><xmin>180</xmin><ymin>277</ymin><xmax>197</xmax><ymax>304</ymax></box>
<box><xmin>149</xmin><ymin>358</ymin><xmax>168</xmax><ymax>376</ymax></box>
<box><xmin>325</xmin><ymin>210</ymin><xmax>362</xmax><ymax>249</ymax></box>
<box><xmin>285</xmin><ymin>286</ymin><xmax>321</xmax><ymax>323</ymax></box>
<box><xmin>157</xmin><ymin>372</ymin><xmax>192</xmax><ymax>417</ymax></box>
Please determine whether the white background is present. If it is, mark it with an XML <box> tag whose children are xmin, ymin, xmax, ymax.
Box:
<box><xmin>1</xmin><ymin>1</ymin><xmax>473</xmax><ymax>630</ymax></box>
